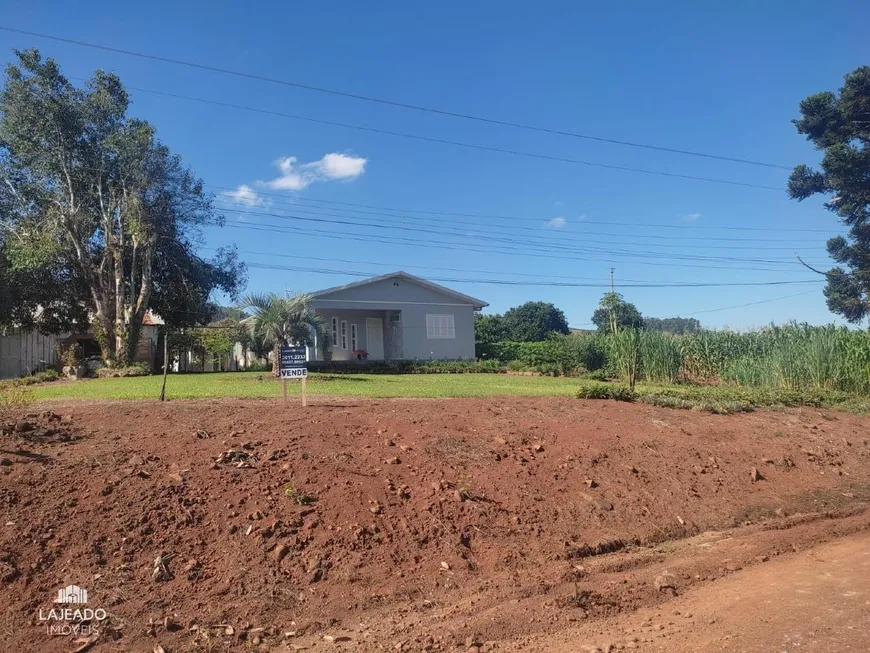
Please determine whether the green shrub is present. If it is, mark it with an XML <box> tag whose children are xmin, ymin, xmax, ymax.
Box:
<box><xmin>15</xmin><ymin>370</ymin><xmax>52</xmax><ymax>385</ymax></box>
<box><xmin>637</xmin><ymin>393</ymin><xmax>754</xmax><ymax>414</ymax></box>
<box><xmin>306</xmin><ymin>359</ymin><xmax>505</xmax><ymax>375</ymax></box>
<box><xmin>534</xmin><ymin>363</ymin><xmax>562</xmax><ymax>376</ymax></box>
<box><xmin>96</xmin><ymin>362</ymin><xmax>151</xmax><ymax>378</ymax></box>
<box><xmin>0</xmin><ymin>383</ymin><xmax>33</xmax><ymax>421</ymax></box>
<box><xmin>576</xmin><ymin>382</ymin><xmax>635</xmax><ymax>401</ymax></box>
<box><xmin>488</xmin><ymin>334</ymin><xmax>606</xmax><ymax>375</ymax></box>
<box><xmin>2</xmin><ymin>369</ymin><xmax>60</xmax><ymax>387</ymax></box>
<box><xmin>61</xmin><ymin>343</ymin><xmax>84</xmax><ymax>370</ymax></box>
<box><xmin>578</xmin><ymin>368</ymin><xmax>609</xmax><ymax>382</ymax></box>
<box><xmin>36</xmin><ymin>369</ymin><xmax>59</xmax><ymax>383</ymax></box>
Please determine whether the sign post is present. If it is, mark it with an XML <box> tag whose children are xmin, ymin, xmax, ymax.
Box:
<box><xmin>279</xmin><ymin>345</ymin><xmax>308</xmax><ymax>407</ymax></box>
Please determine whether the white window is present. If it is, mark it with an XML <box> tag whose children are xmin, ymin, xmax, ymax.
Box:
<box><xmin>426</xmin><ymin>314</ymin><xmax>455</xmax><ymax>339</ymax></box>
<box><xmin>351</xmin><ymin>324</ymin><xmax>357</xmax><ymax>351</ymax></box>
<box><xmin>340</xmin><ymin>320</ymin><xmax>348</xmax><ymax>349</ymax></box>
<box><xmin>331</xmin><ymin>317</ymin><xmax>338</xmax><ymax>347</ymax></box>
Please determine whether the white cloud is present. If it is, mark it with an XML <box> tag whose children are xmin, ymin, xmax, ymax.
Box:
<box><xmin>222</xmin><ymin>184</ymin><xmax>267</xmax><ymax>208</ymax></box>
<box><xmin>553</xmin><ymin>200</ymin><xmax>565</xmax><ymax>208</ymax></box>
<box><xmin>545</xmin><ymin>216</ymin><xmax>566</xmax><ymax>229</ymax></box>
<box><xmin>683</xmin><ymin>212</ymin><xmax>702</xmax><ymax>222</ymax></box>
<box><xmin>263</xmin><ymin>153</ymin><xmax>367</xmax><ymax>191</ymax></box>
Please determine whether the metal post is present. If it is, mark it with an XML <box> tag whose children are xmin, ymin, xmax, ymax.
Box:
<box><xmin>159</xmin><ymin>327</ymin><xmax>169</xmax><ymax>402</ymax></box>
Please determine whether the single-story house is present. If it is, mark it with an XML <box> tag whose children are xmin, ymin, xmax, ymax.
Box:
<box><xmin>306</xmin><ymin>271</ymin><xmax>487</xmax><ymax>361</ymax></box>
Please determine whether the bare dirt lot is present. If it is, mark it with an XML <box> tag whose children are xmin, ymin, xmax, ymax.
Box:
<box><xmin>2</xmin><ymin>396</ymin><xmax>870</xmax><ymax>652</ymax></box>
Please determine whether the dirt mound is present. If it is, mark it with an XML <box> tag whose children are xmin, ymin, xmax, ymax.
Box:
<box><xmin>1</xmin><ymin>409</ymin><xmax>85</xmax><ymax>444</ymax></box>
<box><xmin>1</xmin><ymin>397</ymin><xmax>869</xmax><ymax>651</ymax></box>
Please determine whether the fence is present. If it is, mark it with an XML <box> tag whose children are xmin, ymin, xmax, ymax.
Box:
<box><xmin>0</xmin><ymin>328</ymin><xmax>64</xmax><ymax>379</ymax></box>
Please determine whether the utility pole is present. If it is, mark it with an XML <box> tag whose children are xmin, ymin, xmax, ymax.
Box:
<box><xmin>609</xmin><ymin>268</ymin><xmax>616</xmax><ymax>334</ymax></box>
<box><xmin>159</xmin><ymin>327</ymin><xmax>169</xmax><ymax>401</ymax></box>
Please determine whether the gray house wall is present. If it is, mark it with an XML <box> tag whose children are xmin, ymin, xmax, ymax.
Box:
<box><xmin>310</xmin><ymin>276</ymin><xmax>481</xmax><ymax>361</ymax></box>
<box><xmin>399</xmin><ymin>304</ymin><xmax>476</xmax><ymax>360</ymax></box>
<box><xmin>312</xmin><ymin>308</ymin><xmax>387</xmax><ymax>361</ymax></box>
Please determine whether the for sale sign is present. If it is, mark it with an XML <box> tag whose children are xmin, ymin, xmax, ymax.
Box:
<box><xmin>279</xmin><ymin>345</ymin><xmax>308</xmax><ymax>379</ymax></box>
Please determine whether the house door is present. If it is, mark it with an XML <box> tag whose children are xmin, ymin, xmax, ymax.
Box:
<box><xmin>366</xmin><ymin>318</ymin><xmax>385</xmax><ymax>360</ymax></box>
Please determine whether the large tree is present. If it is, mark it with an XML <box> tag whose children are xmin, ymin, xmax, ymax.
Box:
<box><xmin>474</xmin><ymin>312</ymin><xmax>508</xmax><ymax>358</ymax></box>
<box><xmin>474</xmin><ymin>313</ymin><xmax>508</xmax><ymax>343</ymax></box>
<box><xmin>0</xmin><ymin>49</ymin><xmax>243</xmax><ymax>363</ymax></box>
<box><xmin>788</xmin><ymin>66</ymin><xmax>870</xmax><ymax>325</ymax></box>
<box><xmin>643</xmin><ymin>316</ymin><xmax>702</xmax><ymax>334</ymax></box>
<box><xmin>591</xmin><ymin>292</ymin><xmax>644</xmax><ymax>333</ymax></box>
<box><xmin>503</xmin><ymin>301</ymin><xmax>569</xmax><ymax>342</ymax></box>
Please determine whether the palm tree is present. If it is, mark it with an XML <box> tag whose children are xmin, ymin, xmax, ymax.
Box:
<box><xmin>238</xmin><ymin>292</ymin><xmax>327</xmax><ymax>374</ymax></box>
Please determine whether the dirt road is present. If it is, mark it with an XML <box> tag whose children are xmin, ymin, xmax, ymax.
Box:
<box><xmin>529</xmin><ymin>529</ymin><xmax>870</xmax><ymax>652</ymax></box>
<box><xmin>1</xmin><ymin>396</ymin><xmax>869</xmax><ymax>651</ymax></box>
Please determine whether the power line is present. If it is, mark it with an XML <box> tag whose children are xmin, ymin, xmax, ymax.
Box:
<box><xmin>106</xmin><ymin>83</ymin><xmax>784</xmax><ymax>191</ymax></box>
<box><xmin>220</xmin><ymin>221</ymin><xmax>817</xmax><ymax>272</ymax></box>
<box><xmin>213</xmin><ymin>189</ymin><xmax>827</xmax><ymax>243</ymax></box>
<box><xmin>223</xmin><ymin>219</ymin><xmax>818</xmax><ymax>268</ymax></box>
<box><xmin>212</xmin><ymin>184</ymin><xmax>832</xmax><ymax>234</ymax></box>
<box><xmin>570</xmin><ymin>289</ymin><xmax>821</xmax><ymax>327</ymax></box>
<box><xmin>214</xmin><ymin>249</ymin><xmax>811</xmax><ymax>284</ymax></box>
<box><xmin>242</xmin><ymin>260</ymin><xmax>823</xmax><ymax>289</ymax></box>
<box><xmin>0</xmin><ymin>25</ymin><xmax>791</xmax><ymax>171</ymax></box>
<box><xmin>213</xmin><ymin>199</ymin><xmax>828</xmax><ymax>252</ymax></box>
<box><xmin>0</xmin><ymin>153</ymin><xmax>809</xmax><ymax>239</ymax></box>
<box><xmin>215</xmin><ymin>206</ymin><xmax>828</xmax><ymax>265</ymax></box>
<box><xmin>676</xmin><ymin>289</ymin><xmax>820</xmax><ymax>316</ymax></box>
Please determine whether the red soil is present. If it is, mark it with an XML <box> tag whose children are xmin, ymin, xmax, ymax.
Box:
<box><xmin>1</xmin><ymin>396</ymin><xmax>869</xmax><ymax>652</ymax></box>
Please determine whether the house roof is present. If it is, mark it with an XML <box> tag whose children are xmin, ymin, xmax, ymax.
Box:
<box><xmin>310</xmin><ymin>271</ymin><xmax>488</xmax><ymax>309</ymax></box>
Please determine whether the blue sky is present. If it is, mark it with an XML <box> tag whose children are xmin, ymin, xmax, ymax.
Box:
<box><xmin>1</xmin><ymin>1</ymin><xmax>868</xmax><ymax>328</ymax></box>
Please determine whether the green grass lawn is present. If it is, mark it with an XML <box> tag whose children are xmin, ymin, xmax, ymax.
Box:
<box><xmin>29</xmin><ymin>372</ymin><xmax>585</xmax><ymax>401</ymax></box>
<box><xmin>22</xmin><ymin>371</ymin><xmax>870</xmax><ymax>414</ymax></box>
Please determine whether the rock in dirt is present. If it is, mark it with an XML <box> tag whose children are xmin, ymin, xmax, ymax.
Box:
<box><xmin>751</xmin><ymin>467</ymin><xmax>764</xmax><ymax>482</ymax></box>
<box><xmin>152</xmin><ymin>554</ymin><xmax>174</xmax><ymax>582</ymax></box>
<box><xmin>274</xmin><ymin>544</ymin><xmax>290</xmax><ymax>562</ymax></box>
<box><xmin>323</xmin><ymin>634</ymin><xmax>352</xmax><ymax>643</ymax></box>
<box><xmin>654</xmin><ymin>571</ymin><xmax>677</xmax><ymax>593</ymax></box>
<box><xmin>13</xmin><ymin>421</ymin><xmax>33</xmax><ymax>433</ymax></box>
<box><xmin>215</xmin><ymin>450</ymin><xmax>257</xmax><ymax>467</ymax></box>
<box><xmin>581</xmin><ymin>492</ymin><xmax>613</xmax><ymax>512</ymax></box>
